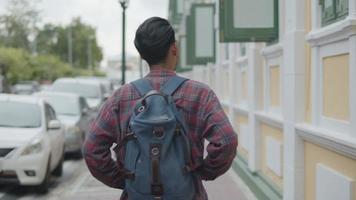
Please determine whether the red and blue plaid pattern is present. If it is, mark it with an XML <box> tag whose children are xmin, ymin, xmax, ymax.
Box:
<box><xmin>83</xmin><ymin>68</ymin><xmax>238</xmax><ymax>200</ymax></box>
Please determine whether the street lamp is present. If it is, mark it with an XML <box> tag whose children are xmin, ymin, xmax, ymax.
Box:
<box><xmin>119</xmin><ymin>0</ymin><xmax>129</xmax><ymax>85</ymax></box>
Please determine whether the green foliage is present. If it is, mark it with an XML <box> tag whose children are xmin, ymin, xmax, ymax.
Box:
<box><xmin>0</xmin><ymin>47</ymin><xmax>33</xmax><ymax>84</ymax></box>
<box><xmin>36</xmin><ymin>18</ymin><xmax>103</xmax><ymax>69</ymax></box>
<box><xmin>0</xmin><ymin>0</ymin><xmax>40</xmax><ymax>51</ymax></box>
<box><xmin>0</xmin><ymin>0</ymin><xmax>105</xmax><ymax>87</ymax></box>
<box><xmin>0</xmin><ymin>47</ymin><xmax>103</xmax><ymax>85</ymax></box>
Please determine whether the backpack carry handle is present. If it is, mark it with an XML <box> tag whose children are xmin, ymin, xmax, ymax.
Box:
<box><xmin>141</xmin><ymin>90</ymin><xmax>169</xmax><ymax>106</ymax></box>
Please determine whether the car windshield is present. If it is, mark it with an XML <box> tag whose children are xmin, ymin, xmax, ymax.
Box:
<box><xmin>41</xmin><ymin>95</ymin><xmax>80</xmax><ymax>116</ymax></box>
<box><xmin>0</xmin><ymin>101</ymin><xmax>41</xmax><ymax>128</ymax></box>
<box><xmin>15</xmin><ymin>84</ymin><xmax>33</xmax><ymax>90</ymax></box>
<box><xmin>52</xmin><ymin>82</ymin><xmax>100</xmax><ymax>98</ymax></box>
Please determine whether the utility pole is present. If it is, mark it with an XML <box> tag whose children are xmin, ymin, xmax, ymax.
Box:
<box><xmin>68</xmin><ymin>25</ymin><xmax>73</xmax><ymax>67</ymax></box>
<box><xmin>87</xmin><ymin>36</ymin><xmax>93</xmax><ymax>72</ymax></box>
<box><xmin>119</xmin><ymin>0</ymin><xmax>129</xmax><ymax>85</ymax></box>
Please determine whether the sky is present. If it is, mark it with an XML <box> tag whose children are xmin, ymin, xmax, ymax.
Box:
<box><xmin>0</xmin><ymin>0</ymin><xmax>169</xmax><ymax>64</ymax></box>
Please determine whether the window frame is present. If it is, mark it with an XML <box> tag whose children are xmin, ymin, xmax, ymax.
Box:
<box><xmin>219</xmin><ymin>0</ymin><xmax>279</xmax><ymax>42</ymax></box>
<box><xmin>321</xmin><ymin>0</ymin><xmax>349</xmax><ymax>27</ymax></box>
<box><xmin>186</xmin><ymin>3</ymin><xmax>216</xmax><ymax>65</ymax></box>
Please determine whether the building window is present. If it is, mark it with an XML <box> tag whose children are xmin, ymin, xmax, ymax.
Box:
<box><xmin>321</xmin><ymin>0</ymin><xmax>348</xmax><ymax>27</ymax></box>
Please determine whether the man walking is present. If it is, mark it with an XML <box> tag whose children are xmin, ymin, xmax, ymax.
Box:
<box><xmin>83</xmin><ymin>17</ymin><xmax>238</xmax><ymax>200</ymax></box>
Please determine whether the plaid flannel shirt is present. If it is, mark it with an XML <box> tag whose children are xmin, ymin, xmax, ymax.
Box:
<box><xmin>83</xmin><ymin>68</ymin><xmax>238</xmax><ymax>200</ymax></box>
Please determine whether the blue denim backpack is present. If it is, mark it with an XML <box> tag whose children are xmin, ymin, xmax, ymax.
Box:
<box><xmin>123</xmin><ymin>76</ymin><xmax>195</xmax><ymax>200</ymax></box>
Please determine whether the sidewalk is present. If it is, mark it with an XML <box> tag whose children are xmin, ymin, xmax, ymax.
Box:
<box><xmin>21</xmin><ymin>160</ymin><xmax>256</xmax><ymax>200</ymax></box>
<box><xmin>204</xmin><ymin>170</ymin><xmax>256</xmax><ymax>200</ymax></box>
<box><xmin>60</xmin><ymin>167</ymin><xmax>256</xmax><ymax>200</ymax></box>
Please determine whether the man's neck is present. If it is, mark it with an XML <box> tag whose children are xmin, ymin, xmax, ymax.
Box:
<box><xmin>149</xmin><ymin>64</ymin><xmax>175</xmax><ymax>71</ymax></box>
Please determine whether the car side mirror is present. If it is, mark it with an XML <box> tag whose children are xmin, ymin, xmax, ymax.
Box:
<box><xmin>48</xmin><ymin>120</ymin><xmax>61</xmax><ymax>130</ymax></box>
<box><xmin>82</xmin><ymin>108</ymin><xmax>89</xmax><ymax>116</ymax></box>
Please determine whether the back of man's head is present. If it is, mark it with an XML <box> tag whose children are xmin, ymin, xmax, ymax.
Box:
<box><xmin>134</xmin><ymin>17</ymin><xmax>176</xmax><ymax>66</ymax></box>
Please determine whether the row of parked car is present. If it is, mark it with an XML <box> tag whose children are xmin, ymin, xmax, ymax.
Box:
<box><xmin>0</xmin><ymin>76</ymin><xmax>117</xmax><ymax>193</ymax></box>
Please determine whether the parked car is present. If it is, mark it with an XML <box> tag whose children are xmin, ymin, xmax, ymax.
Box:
<box><xmin>0</xmin><ymin>94</ymin><xmax>65</xmax><ymax>193</ymax></box>
<box><xmin>12</xmin><ymin>81</ymin><xmax>40</xmax><ymax>95</ymax></box>
<box><xmin>77</xmin><ymin>76</ymin><xmax>114</xmax><ymax>97</ymax></box>
<box><xmin>35</xmin><ymin>92</ymin><xmax>94</xmax><ymax>155</ymax></box>
<box><xmin>39</xmin><ymin>84</ymin><xmax>52</xmax><ymax>92</ymax></box>
<box><xmin>51</xmin><ymin>78</ymin><xmax>106</xmax><ymax>112</ymax></box>
<box><xmin>109</xmin><ymin>78</ymin><xmax>121</xmax><ymax>91</ymax></box>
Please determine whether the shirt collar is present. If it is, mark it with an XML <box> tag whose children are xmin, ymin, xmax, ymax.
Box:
<box><xmin>146</xmin><ymin>67</ymin><xmax>176</xmax><ymax>78</ymax></box>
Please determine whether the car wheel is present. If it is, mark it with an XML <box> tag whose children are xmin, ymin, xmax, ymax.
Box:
<box><xmin>53</xmin><ymin>151</ymin><xmax>64</xmax><ymax>177</ymax></box>
<box><xmin>75</xmin><ymin>149</ymin><xmax>83</xmax><ymax>159</ymax></box>
<box><xmin>36</xmin><ymin>157</ymin><xmax>51</xmax><ymax>194</ymax></box>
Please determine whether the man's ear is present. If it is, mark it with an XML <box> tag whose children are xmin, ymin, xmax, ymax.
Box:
<box><xmin>171</xmin><ymin>42</ymin><xmax>178</xmax><ymax>56</ymax></box>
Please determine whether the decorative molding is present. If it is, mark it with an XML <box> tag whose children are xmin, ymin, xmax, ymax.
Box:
<box><xmin>295</xmin><ymin>123</ymin><xmax>356</xmax><ymax>160</ymax></box>
<box><xmin>235</xmin><ymin>56</ymin><xmax>249</xmax><ymax>65</ymax></box>
<box><xmin>221</xmin><ymin>100</ymin><xmax>232</xmax><ymax>108</ymax></box>
<box><xmin>255</xmin><ymin>111</ymin><xmax>284</xmax><ymax>129</ymax></box>
<box><xmin>306</xmin><ymin>17</ymin><xmax>356</xmax><ymax>47</ymax></box>
<box><xmin>261</xmin><ymin>43</ymin><xmax>284</xmax><ymax>59</ymax></box>
<box><xmin>233</xmin><ymin>104</ymin><xmax>249</xmax><ymax>115</ymax></box>
<box><xmin>222</xmin><ymin>61</ymin><xmax>229</xmax><ymax>67</ymax></box>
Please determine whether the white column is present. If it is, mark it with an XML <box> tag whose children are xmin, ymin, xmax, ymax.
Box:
<box><xmin>228</xmin><ymin>44</ymin><xmax>237</xmax><ymax>120</ymax></box>
<box><xmin>213</xmin><ymin>44</ymin><xmax>221</xmax><ymax>98</ymax></box>
<box><xmin>282</xmin><ymin>0</ymin><xmax>306</xmax><ymax>200</ymax></box>
<box><xmin>311</xmin><ymin>0</ymin><xmax>321</xmax><ymax>30</ymax></box>
<box><xmin>349</xmin><ymin>0</ymin><xmax>356</xmax><ymax>18</ymax></box>
<box><xmin>350</xmin><ymin>36</ymin><xmax>356</xmax><ymax>139</ymax></box>
<box><xmin>247</xmin><ymin>43</ymin><xmax>264</xmax><ymax>172</ymax></box>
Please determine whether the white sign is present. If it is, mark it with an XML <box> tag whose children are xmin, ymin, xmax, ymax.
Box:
<box><xmin>233</xmin><ymin>0</ymin><xmax>274</xmax><ymax>28</ymax></box>
<box><xmin>195</xmin><ymin>6</ymin><xmax>214</xmax><ymax>58</ymax></box>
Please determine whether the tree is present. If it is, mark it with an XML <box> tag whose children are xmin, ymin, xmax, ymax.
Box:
<box><xmin>0</xmin><ymin>0</ymin><xmax>40</xmax><ymax>51</ymax></box>
<box><xmin>35</xmin><ymin>18</ymin><xmax>103</xmax><ymax>69</ymax></box>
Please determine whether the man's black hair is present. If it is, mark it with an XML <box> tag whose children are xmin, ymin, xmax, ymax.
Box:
<box><xmin>134</xmin><ymin>17</ymin><xmax>176</xmax><ymax>65</ymax></box>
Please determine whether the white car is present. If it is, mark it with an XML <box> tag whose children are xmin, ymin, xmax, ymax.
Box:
<box><xmin>51</xmin><ymin>78</ymin><xmax>106</xmax><ymax>111</ymax></box>
<box><xmin>35</xmin><ymin>92</ymin><xmax>94</xmax><ymax>156</ymax></box>
<box><xmin>77</xmin><ymin>76</ymin><xmax>114</xmax><ymax>97</ymax></box>
<box><xmin>0</xmin><ymin>94</ymin><xmax>65</xmax><ymax>193</ymax></box>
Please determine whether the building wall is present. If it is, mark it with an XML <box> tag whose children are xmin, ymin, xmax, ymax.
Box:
<box><xmin>170</xmin><ymin>0</ymin><xmax>356</xmax><ymax>199</ymax></box>
<box><xmin>304</xmin><ymin>142</ymin><xmax>356</xmax><ymax>200</ymax></box>
<box><xmin>260</xmin><ymin>123</ymin><xmax>284</xmax><ymax>190</ymax></box>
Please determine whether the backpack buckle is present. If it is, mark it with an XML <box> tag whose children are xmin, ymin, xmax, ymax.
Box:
<box><xmin>125</xmin><ymin>132</ymin><xmax>136</xmax><ymax>141</ymax></box>
<box><xmin>175</xmin><ymin>124</ymin><xmax>181</xmax><ymax>135</ymax></box>
<box><xmin>124</xmin><ymin>171</ymin><xmax>135</xmax><ymax>180</ymax></box>
<box><xmin>151</xmin><ymin>183</ymin><xmax>164</xmax><ymax>196</ymax></box>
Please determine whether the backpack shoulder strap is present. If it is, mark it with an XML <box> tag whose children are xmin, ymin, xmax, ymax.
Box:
<box><xmin>131</xmin><ymin>78</ymin><xmax>153</xmax><ymax>97</ymax></box>
<box><xmin>161</xmin><ymin>75</ymin><xmax>189</xmax><ymax>96</ymax></box>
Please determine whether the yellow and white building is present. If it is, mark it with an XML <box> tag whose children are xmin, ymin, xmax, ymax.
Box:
<box><xmin>169</xmin><ymin>0</ymin><xmax>356</xmax><ymax>199</ymax></box>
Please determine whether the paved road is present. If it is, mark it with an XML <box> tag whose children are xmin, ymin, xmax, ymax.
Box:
<box><xmin>0</xmin><ymin>158</ymin><xmax>256</xmax><ymax>200</ymax></box>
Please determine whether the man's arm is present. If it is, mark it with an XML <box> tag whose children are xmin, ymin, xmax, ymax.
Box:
<box><xmin>199</xmin><ymin>90</ymin><xmax>238</xmax><ymax>180</ymax></box>
<box><xmin>82</xmin><ymin>97</ymin><xmax>124</xmax><ymax>189</ymax></box>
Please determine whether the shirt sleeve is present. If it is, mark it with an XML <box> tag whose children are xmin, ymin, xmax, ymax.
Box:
<box><xmin>199</xmin><ymin>90</ymin><xmax>238</xmax><ymax>181</ymax></box>
<box><xmin>82</xmin><ymin>96</ymin><xmax>125</xmax><ymax>189</ymax></box>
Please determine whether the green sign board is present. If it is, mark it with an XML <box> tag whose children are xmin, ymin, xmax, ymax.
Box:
<box><xmin>169</xmin><ymin>0</ymin><xmax>185</xmax><ymax>25</ymax></box>
<box><xmin>219</xmin><ymin>0</ymin><xmax>279</xmax><ymax>42</ymax></box>
<box><xmin>186</xmin><ymin>4</ymin><xmax>216</xmax><ymax>65</ymax></box>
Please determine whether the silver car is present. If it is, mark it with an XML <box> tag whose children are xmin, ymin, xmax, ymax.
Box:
<box><xmin>51</xmin><ymin>78</ymin><xmax>106</xmax><ymax>112</ymax></box>
<box><xmin>35</xmin><ymin>92</ymin><xmax>94</xmax><ymax>156</ymax></box>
